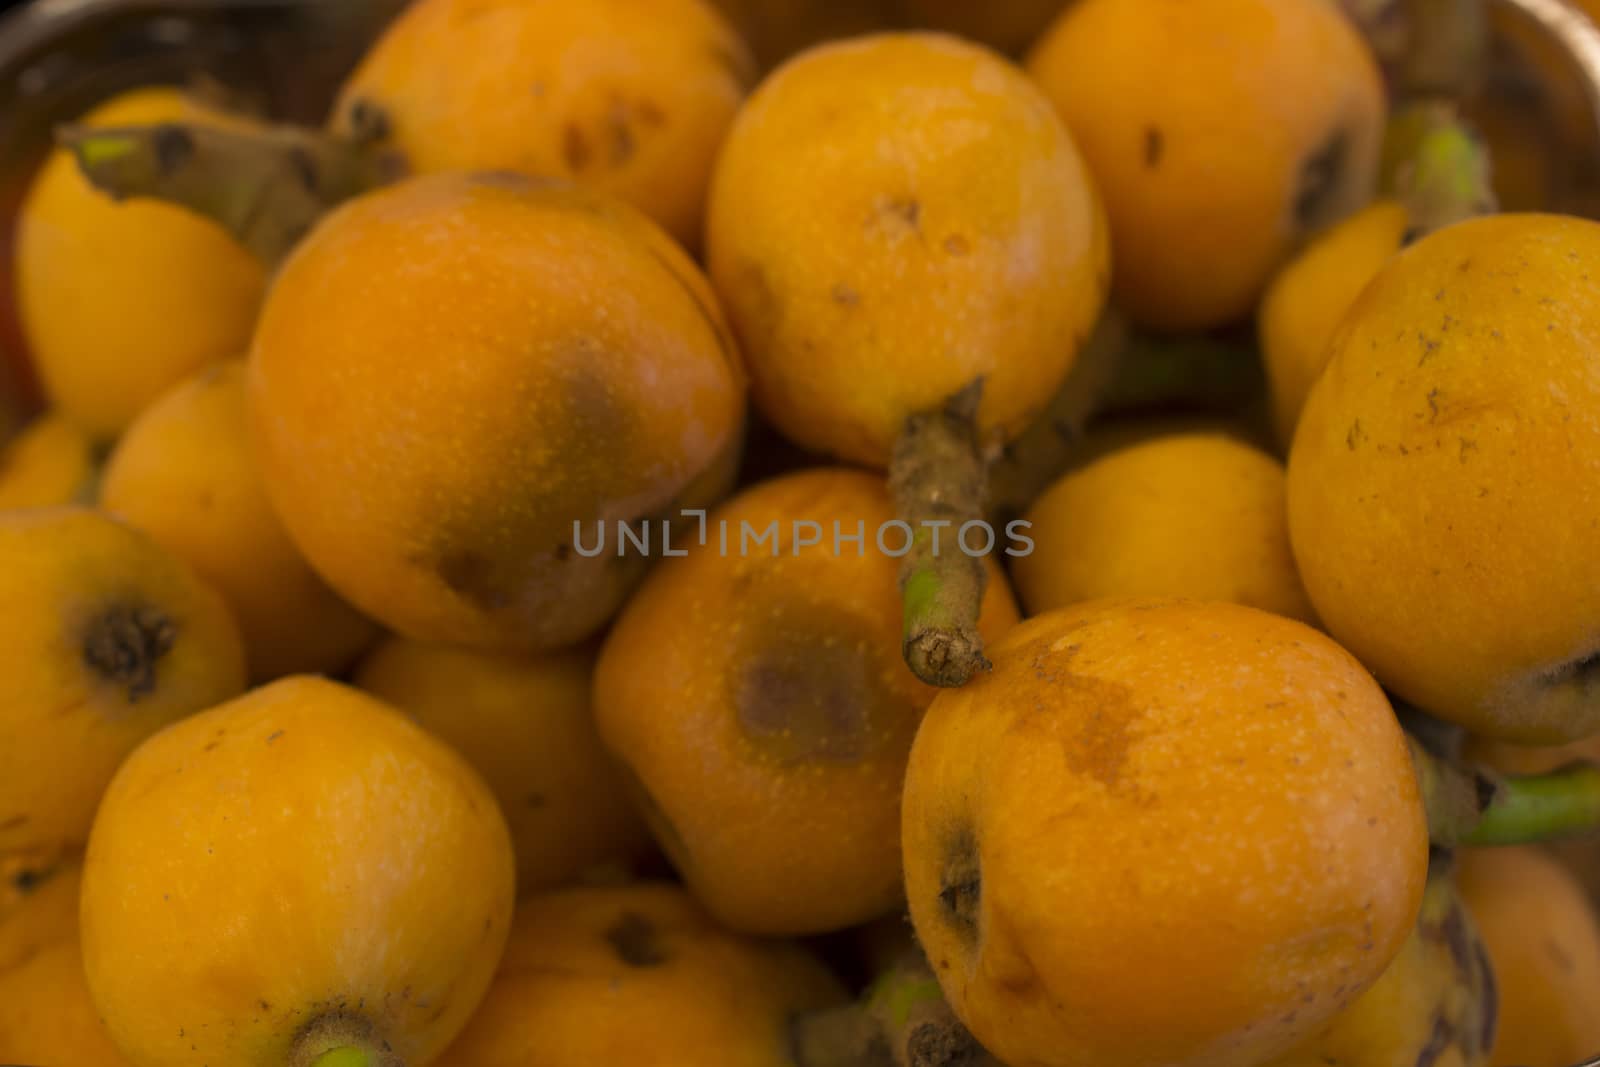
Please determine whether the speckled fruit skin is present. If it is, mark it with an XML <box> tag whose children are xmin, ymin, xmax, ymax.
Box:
<box><xmin>102</xmin><ymin>361</ymin><xmax>378</xmax><ymax>683</ymax></box>
<box><xmin>1028</xmin><ymin>0</ymin><xmax>1385</xmax><ymax>332</ymax></box>
<box><xmin>903</xmin><ymin>599</ymin><xmax>1429</xmax><ymax>1067</ymax></box>
<box><xmin>80</xmin><ymin>677</ymin><xmax>516</xmax><ymax>1067</ymax></box>
<box><xmin>1013</xmin><ymin>429</ymin><xmax>1315</xmax><ymax>623</ymax></box>
<box><xmin>249</xmin><ymin>172</ymin><xmax>746</xmax><ymax>652</ymax></box>
<box><xmin>706</xmin><ymin>33</ymin><xmax>1109</xmax><ymax>468</ymax></box>
<box><xmin>0</xmin><ymin>508</ymin><xmax>246</xmax><ymax>863</ymax></box>
<box><xmin>595</xmin><ymin>468</ymin><xmax>1019</xmax><ymax>936</ymax></box>
<box><xmin>355</xmin><ymin>637</ymin><xmax>653</xmax><ymax>894</ymax></box>
<box><xmin>15</xmin><ymin>88</ymin><xmax>266</xmax><ymax>439</ymax></box>
<box><xmin>434</xmin><ymin>884</ymin><xmax>846</xmax><ymax>1067</ymax></box>
<box><xmin>333</xmin><ymin>0</ymin><xmax>751</xmax><ymax>248</ymax></box>
<box><xmin>1459</xmin><ymin>847</ymin><xmax>1600</xmax><ymax>1067</ymax></box>
<box><xmin>1289</xmin><ymin>214</ymin><xmax>1600</xmax><ymax>743</ymax></box>
<box><xmin>1260</xmin><ymin>200</ymin><xmax>1410</xmax><ymax>446</ymax></box>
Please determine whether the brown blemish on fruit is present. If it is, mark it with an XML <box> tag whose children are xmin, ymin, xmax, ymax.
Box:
<box><xmin>1294</xmin><ymin>128</ymin><xmax>1350</xmax><ymax>229</ymax></box>
<box><xmin>943</xmin><ymin>234</ymin><xmax>970</xmax><ymax>256</ymax></box>
<box><xmin>606</xmin><ymin>104</ymin><xmax>637</xmax><ymax>166</ymax></box>
<box><xmin>938</xmin><ymin>823</ymin><xmax>981</xmax><ymax>945</ymax></box>
<box><xmin>831</xmin><ymin>283</ymin><xmax>860</xmax><ymax>307</ymax></box>
<box><xmin>733</xmin><ymin>627</ymin><xmax>879</xmax><ymax>766</ymax></box>
<box><xmin>82</xmin><ymin>603</ymin><xmax>177</xmax><ymax>702</ymax></box>
<box><xmin>604</xmin><ymin>911</ymin><xmax>669</xmax><ymax>967</ymax></box>
<box><xmin>877</xmin><ymin>195</ymin><xmax>922</xmax><ymax>235</ymax></box>
<box><xmin>1143</xmin><ymin>126</ymin><xmax>1164</xmax><ymax>169</ymax></box>
<box><xmin>563</xmin><ymin>124</ymin><xmax>592</xmax><ymax>171</ymax></box>
<box><xmin>434</xmin><ymin>549</ymin><xmax>514</xmax><ymax>612</ymax></box>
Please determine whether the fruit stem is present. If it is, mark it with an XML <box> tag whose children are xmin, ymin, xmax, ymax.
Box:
<box><xmin>792</xmin><ymin>954</ymin><xmax>998</xmax><ymax>1067</ymax></box>
<box><xmin>311</xmin><ymin>1050</ymin><xmax>376</xmax><ymax>1067</ymax></box>
<box><xmin>58</xmin><ymin>120</ymin><xmax>401</xmax><ymax>265</ymax></box>
<box><xmin>1409</xmin><ymin>735</ymin><xmax>1600</xmax><ymax>846</ymax></box>
<box><xmin>1381</xmin><ymin>102</ymin><xmax>1496</xmax><ymax>239</ymax></box>
<box><xmin>891</xmin><ymin>381</ymin><xmax>991</xmax><ymax>688</ymax></box>
<box><xmin>1464</xmin><ymin>761</ymin><xmax>1600</xmax><ymax>846</ymax></box>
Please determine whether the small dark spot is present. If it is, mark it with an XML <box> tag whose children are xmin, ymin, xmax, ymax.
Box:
<box><xmin>606</xmin><ymin>108</ymin><xmax>636</xmax><ymax>166</ymax></box>
<box><xmin>943</xmin><ymin>234</ymin><xmax>970</xmax><ymax>256</ymax></box>
<box><xmin>258</xmin><ymin>1000</ymin><xmax>271</xmax><ymax>1013</ymax></box>
<box><xmin>345</xmin><ymin>97</ymin><xmax>392</xmax><ymax>143</ymax></box>
<box><xmin>266</xmin><ymin>730</ymin><xmax>284</xmax><ymax>744</ymax></box>
<box><xmin>604</xmin><ymin>911</ymin><xmax>668</xmax><ymax>967</ymax></box>
<box><xmin>1294</xmin><ymin>128</ymin><xmax>1349</xmax><ymax>227</ymax></box>
<box><xmin>434</xmin><ymin>550</ymin><xmax>512</xmax><ymax>612</ymax></box>
<box><xmin>1458</xmin><ymin>438</ymin><xmax>1478</xmax><ymax>462</ymax></box>
<box><xmin>563</xmin><ymin>124</ymin><xmax>591</xmax><ymax>171</ymax></box>
<box><xmin>831</xmin><ymin>283</ymin><xmax>859</xmax><ymax>307</ymax></box>
<box><xmin>1346</xmin><ymin>419</ymin><xmax>1366</xmax><ymax>451</ymax></box>
<box><xmin>1417</xmin><ymin>332</ymin><xmax>1441</xmax><ymax>365</ymax></box>
<box><xmin>151</xmin><ymin>123</ymin><xmax>196</xmax><ymax>174</ymax></box>
<box><xmin>938</xmin><ymin>824</ymin><xmax>981</xmax><ymax>944</ymax></box>
<box><xmin>553</xmin><ymin>544</ymin><xmax>572</xmax><ymax>563</ymax></box>
<box><xmin>1427</xmin><ymin>388</ymin><xmax>1442</xmax><ymax>421</ymax></box>
<box><xmin>1143</xmin><ymin>126</ymin><xmax>1165</xmax><ymax>168</ymax></box>
<box><xmin>82</xmin><ymin>604</ymin><xmax>178</xmax><ymax>702</ymax></box>
<box><xmin>879</xmin><ymin>196</ymin><xmax>921</xmax><ymax>232</ymax></box>
<box><xmin>203</xmin><ymin>740</ymin><xmax>220</xmax><ymax>752</ymax></box>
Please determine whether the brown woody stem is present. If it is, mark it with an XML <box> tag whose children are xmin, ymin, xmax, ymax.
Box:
<box><xmin>59</xmin><ymin>121</ymin><xmax>400</xmax><ymax>265</ymax></box>
<box><xmin>892</xmin><ymin>381</ymin><xmax>990</xmax><ymax>688</ymax></box>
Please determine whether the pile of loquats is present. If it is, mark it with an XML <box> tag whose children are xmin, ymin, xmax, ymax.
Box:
<box><xmin>3</xmin><ymin>0</ymin><xmax>1600</xmax><ymax>1065</ymax></box>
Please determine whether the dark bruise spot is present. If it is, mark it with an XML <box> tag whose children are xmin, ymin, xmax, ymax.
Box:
<box><xmin>938</xmin><ymin>823</ymin><xmax>981</xmax><ymax>944</ymax></box>
<box><xmin>606</xmin><ymin>106</ymin><xmax>636</xmax><ymax>167</ymax></box>
<box><xmin>1413</xmin><ymin>1014</ymin><xmax>1452</xmax><ymax>1067</ymax></box>
<box><xmin>259</xmin><ymin>999</ymin><xmax>272</xmax><ymax>1013</ymax></box>
<box><xmin>1476</xmin><ymin>940</ymin><xmax>1498</xmax><ymax>1054</ymax></box>
<box><xmin>879</xmin><ymin>195</ymin><xmax>922</xmax><ymax>232</ymax></box>
<box><xmin>434</xmin><ymin>549</ymin><xmax>513</xmax><ymax>612</ymax></box>
<box><xmin>345</xmin><ymin>97</ymin><xmax>392</xmax><ymax>144</ymax></box>
<box><xmin>831</xmin><ymin>283</ymin><xmax>860</xmax><ymax>307</ymax></box>
<box><xmin>152</xmin><ymin>123</ymin><xmax>196</xmax><ymax>175</ymax></box>
<box><xmin>563</xmin><ymin>124</ymin><xmax>591</xmax><ymax>171</ymax></box>
<box><xmin>1143</xmin><ymin>126</ymin><xmax>1164</xmax><ymax>169</ymax></box>
<box><xmin>82</xmin><ymin>604</ymin><xmax>177</xmax><ymax>702</ymax></box>
<box><xmin>734</xmin><ymin>630</ymin><xmax>878</xmax><ymax>766</ymax></box>
<box><xmin>266</xmin><ymin>730</ymin><xmax>284</xmax><ymax>745</ymax></box>
<box><xmin>1294</xmin><ymin>128</ymin><xmax>1349</xmax><ymax>228</ymax></box>
<box><xmin>604</xmin><ymin>911</ymin><xmax>668</xmax><ymax>967</ymax></box>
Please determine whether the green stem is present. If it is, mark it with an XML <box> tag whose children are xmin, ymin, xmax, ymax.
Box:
<box><xmin>59</xmin><ymin>120</ymin><xmax>400</xmax><ymax>265</ymax></box>
<box><xmin>1381</xmin><ymin>102</ymin><xmax>1496</xmax><ymax>238</ymax></box>
<box><xmin>1464</xmin><ymin>762</ymin><xmax>1600</xmax><ymax>846</ymax></box>
<box><xmin>891</xmin><ymin>381</ymin><xmax>991</xmax><ymax>688</ymax></box>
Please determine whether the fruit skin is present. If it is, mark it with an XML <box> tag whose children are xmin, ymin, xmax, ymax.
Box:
<box><xmin>0</xmin><ymin>412</ymin><xmax>97</xmax><ymax>509</ymax></box>
<box><xmin>0</xmin><ymin>865</ymin><xmax>134</xmax><ymax>1067</ymax></box>
<box><xmin>0</xmin><ymin>857</ymin><xmax>80</xmax><ymax>972</ymax></box>
<box><xmin>355</xmin><ymin>637</ymin><xmax>654</xmax><ymax>894</ymax></box>
<box><xmin>902</xmin><ymin>599</ymin><xmax>1429</xmax><ymax>1067</ymax></box>
<box><xmin>80</xmin><ymin>676</ymin><xmax>516</xmax><ymax>1067</ymax></box>
<box><xmin>434</xmin><ymin>883</ymin><xmax>846</xmax><ymax>1067</ymax></box>
<box><xmin>333</xmin><ymin>0</ymin><xmax>751</xmax><ymax>248</ymax></box>
<box><xmin>1458</xmin><ymin>846</ymin><xmax>1600</xmax><ymax>1067</ymax></box>
<box><xmin>0</xmin><ymin>508</ymin><xmax>246</xmax><ymax>862</ymax></box>
<box><xmin>250</xmin><ymin>172</ymin><xmax>745</xmax><ymax>652</ymax></box>
<box><xmin>1012</xmin><ymin>428</ymin><xmax>1316</xmax><ymax>623</ymax></box>
<box><xmin>706</xmin><ymin>32</ymin><xmax>1109</xmax><ymax>468</ymax></box>
<box><xmin>1260</xmin><ymin>862</ymin><xmax>1496</xmax><ymax>1067</ymax></box>
<box><xmin>1027</xmin><ymin>0</ymin><xmax>1385</xmax><ymax>331</ymax></box>
<box><xmin>595</xmin><ymin>468</ymin><xmax>1019</xmax><ymax>935</ymax></box>
<box><xmin>1288</xmin><ymin>213</ymin><xmax>1600</xmax><ymax>743</ymax></box>
<box><xmin>14</xmin><ymin>88</ymin><xmax>266</xmax><ymax>439</ymax></box>
<box><xmin>1260</xmin><ymin>200</ymin><xmax>1410</xmax><ymax>446</ymax></box>
<box><xmin>102</xmin><ymin>361</ymin><xmax>378</xmax><ymax>682</ymax></box>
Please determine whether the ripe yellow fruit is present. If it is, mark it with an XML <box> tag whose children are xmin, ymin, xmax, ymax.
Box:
<box><xmin>0</xmin><ymin>414</ymin><xmax>96</xmax><ymax>509</ymax></box>
<box><xmin>1459</xmin><ymin>847</ymin><xmax>1600</xmax><ymax>1067</ymax></box>
<box><xmin>596</xmin><ymin>468</ymin><xmax>1019</xmax><ymax>935</ymax></box>
<box><xmin>1260</xmin><ymin>200</ymin><xmax>1410</xmax><ymax>445</ymax></box>
<box><xmin>1028</xmin><ymin>0</ymin><xmax>1385</xmax><ymax>331</ymax></box>
<box><xmin>102</xmin><ymin>361</ymin><xmax>378</xmax><ymax>681</ymax></box>
<box><xmin>1289</xmin><ymin>213</ymin><xmax>1600</xmax><ymax>742</ymax></box>
<box><xmin>903</xmin><ymin>600</ymin><xmax>1428</xmax><ymax>1067</ymax></box>
<box><xmin>334</xmin><ymin>0</ymin><xmax>751</xmax><ymax>248</ymax></box>
<box><xmin>1012</xmin><ymin>429</ymin><xmax>1315</xmax><ymax>623</ymax></box>
<box><xmin>0</xmin><ymin>508</ymin><xmax>245</xmax><ymax>863</ymax></box>
<box><xmin>706</xmin><ymin>32</ymin><xmax>1108</xmax><ymax>467</ymax></box>
<box><xmin>14</xmin><ymin>88</ymin><xmax>266</xmax><ymax>438</ymax></box>
<box><xmin>81</xmin><ymin>677</ymin><xmax>516</xmax><ymax>1067</ymax></box>
<box><xmin>435</xmin><ymin>883</ymin><xmax>846</xmax><ymax>1066</ymax></box>
<box><xmin>355</xmin><ymin>637</ymin><xmax>654</xmax><ymax>894</ymax></box>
